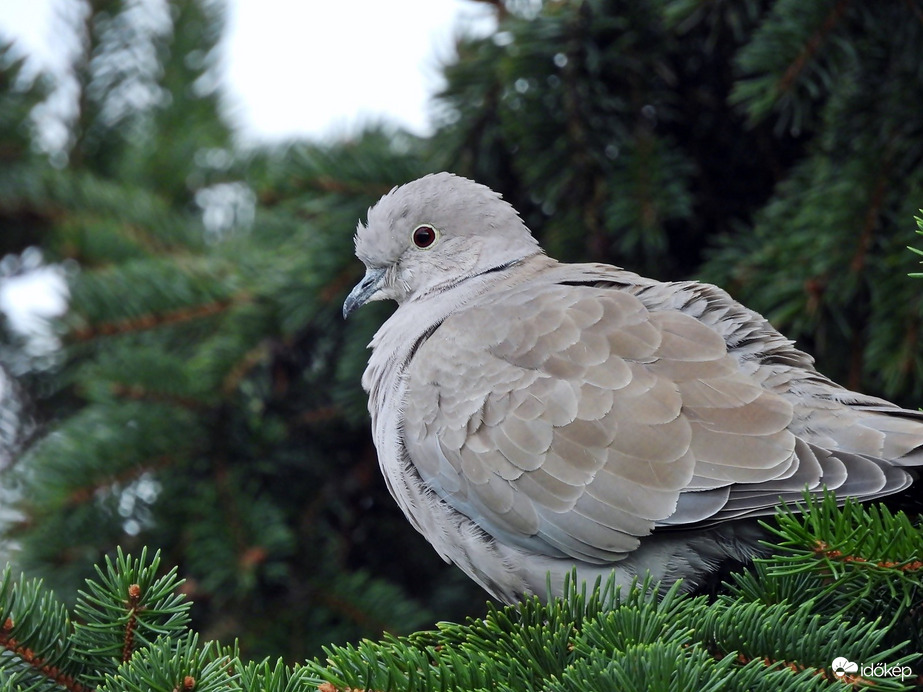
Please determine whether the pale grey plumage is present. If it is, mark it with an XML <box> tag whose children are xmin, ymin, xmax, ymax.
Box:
<box><xmin>344</xmin><ymin>172</ymin><xmax>923</xmax><ymax>603</ymax></box>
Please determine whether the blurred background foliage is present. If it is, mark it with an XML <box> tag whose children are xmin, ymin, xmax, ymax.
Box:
<box><xmin>0</xmin><ymin>0</ymin><xmax>921</xmax><ymax>662</ymax></box>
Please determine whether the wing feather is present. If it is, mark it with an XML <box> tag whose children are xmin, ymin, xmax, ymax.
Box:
<box><xmin>400</xmin><ymin>273</ymin><xmax>915</xmax><ymax>564</ymax></box>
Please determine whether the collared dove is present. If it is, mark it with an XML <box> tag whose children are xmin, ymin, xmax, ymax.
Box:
<box><xmin>343</xmin><ymin>172</ymin><xmax>923</xmax><ymax>603</ymax></box>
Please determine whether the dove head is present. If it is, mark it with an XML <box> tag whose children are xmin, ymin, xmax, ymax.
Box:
<box><xmin>343</xmin><ymin>172</ymin><xmax>542</xmax><ymax>317</ymax></box>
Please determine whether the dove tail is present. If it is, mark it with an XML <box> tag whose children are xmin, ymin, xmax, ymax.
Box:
<box><xmin>849</xmin><ymin>404</ymin><xmax>923</xmax><ymax>467</ymax></box>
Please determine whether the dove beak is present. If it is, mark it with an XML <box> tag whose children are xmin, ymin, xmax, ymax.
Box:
<box><xmin>343</xmin><ymin>267</ymin><xmax>387</xmax><ymax>318</ymax></box>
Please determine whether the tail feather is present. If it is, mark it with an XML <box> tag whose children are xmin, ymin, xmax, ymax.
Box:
<box><xmin>658</xmin><ymin>440</ymin><xmax>916</xmax><ymax>530</ymax></box>
<box><xmin>851</xmin><ymin>405</ymin><xmax>923</xmax><ymax>464</ymax></box>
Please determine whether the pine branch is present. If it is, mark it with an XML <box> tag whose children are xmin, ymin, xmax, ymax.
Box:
<box><xmin>2</xmin><ymin>493</ymin><xmax>922</xmax><ymax>689</ymax></box>
<box><xmin>121</xmin><ymin>582</ymin><xmax>141</xmax><ymax>662</ymax></box>
<box><xmin>559</xmin><ymin>2</ymin><xmax>605</xmax><ymax>261</ymax></box>
<box><xmin>776</xmin><ymin>0</ymin><xmax>850</xmax><ymax>95</ymax></box>
<box><xmin>101</xmin><ymin>383</ymin><xmax>205</xmax><ymax>411</ymax></box>
<box><xmin>219</xmin><ymin>343</ymin><xmax>270</xmax><ymax>394</ymax></box>
<box><xmin>68</xmin><ymin>295</ymin><xmax>247</xmax><ymax>342</ymax></box>
<box><xmin>809</xmin><ymin>542</ymin><xmax>923</xmax><ymax>573</ymax></box>
<box><xmin>311</xmin><ymin>176</ymin><xmax>394</xmax><ymax>198</ymax></box>
<box><xmin>0</xmin><ymin>617</ymin><xmax>88</xmax><ymax>692</ymax></box>
<box><xmin>0</xmin><ymin>566</ymin><xmax>86</xmax><ymax>691</ymax></box>
<box><xmin>65</xmin><ymin>453</ymin><xmax>177</xmax><ymax>507</ymax></box>
<box><xmin>69</xmin><ymin>548</ymin><xmax>191</xmax><ymax>688</ymax></box>
<box><xmin>907</xmin><ymin>212</ymin><xmax>923</xmax><ymax>277</ymax></box>
<box><xmin>299</xmin><ymin>406</ymin><xmax>342</xmax><ymax>425</ymax></box>
<box><xmin>759</xmin><ymin>493</ymin><xmax>923</xmax><ymax>589</ymax></box>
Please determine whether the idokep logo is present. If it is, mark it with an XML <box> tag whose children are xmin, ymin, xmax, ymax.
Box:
<box><xmin>832</xmin><ymin>656</ymin><xmax>914</xmax><ymax>681</ymax></box>
<box><xmin>830</xmin><ymin>656</ymin><xmax>859</xmax><ymax>678</ymax></box>
<box><xmin>831</xmin><ymin>657</ymin><xmax>858</xmax><ymax>676</ymax></box>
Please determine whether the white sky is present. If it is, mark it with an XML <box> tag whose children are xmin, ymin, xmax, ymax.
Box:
<box><xmin>0</xmin><ymin>0</ymin><xmax>496</xmax><ymax>141</ymax></box>
<box><xmin>0</xmin><ymin>266</ymin><xmax>65</xmax><ymax>335</ymax></box>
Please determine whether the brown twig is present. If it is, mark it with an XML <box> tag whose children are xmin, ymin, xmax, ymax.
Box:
<box><xmin>221</xmin><ymin>343</ymin><xmax>269</xmax><ymax>394</ymax></box>
<box><xmin>104</xmin><ymin>383</ymin><xmax>204</xmax><ymax>410</ymax></box>
<box><xmin>300</xmin><ymin>406</ymin><xmax>341</xmax><ymax>425</ymax></box>
<box><xmin>69</xmin><ymin>295</ymin><xmax>248</xmax><ymax>342</ymax></box>
<box><xmin>258</xmin><ymin>177</ymin><xmax>392</xmax><ymax>207</ymax></box>
<box><xmin>849</xmin><ymin>173</ymin><xmax>887</xmax><ymax>275</ymax></box>
<box><xmin>317</xmin><ymin>683</ymin><xmax>375</xmax><ymax>692</ymax></box>
<box><xmin>722</xmin><ymin>648</ymin><xmax>884</xmax><ymax>687</ymax></box>
<box><xmin>847</xmin><ymin>165</ymin><xmax>889</xmax><ymax>390</ymax></box>
<box><xmin>1</xmin><ymin>617</ymin><xmax>89</xmax><ymax>692</ymax></box>
<box><xmin>312</xmin><ymin>176</ymin><xmax>393</xmax><ymax>198</ymax></box>
<box><xmin>561</xmin><ymin>3</ymin><xmax>607</xmax><ymax>261</ymax></box>
<box><xmin>900</xmin><ymin>317</ymin><xmax>919</xmax><ymax>375</ymax></box>
<box><xmin>67</xmin><ymin>454</ymin><xmax>177</xmax><ymax>506</ymax></box>
<box><xmin>777</xmin><ymin>0</ymin><xmax>851</xmax><ymax>95</ymax></box>
<box><xmin>321</xmin><ymin>265</ymin><xmax>363</xmax><ymax>304</ymax></box>
<box><xmin>122</xmin><ymin>583</ymin><xmax>142</xmax><ymax>662</ymax></box>
<box><xmin>313</xmin><ymin>586</ymin><xmax>396</xmax><ymax>637</ymax></box>
<box><xmin>813</xmin><ymin>541</ymin><xmax>923</xmax><ymax>571</ymax></box>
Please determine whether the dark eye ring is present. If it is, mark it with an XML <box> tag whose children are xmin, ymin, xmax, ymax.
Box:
<box><xmin>412</xmin><ymin>224</ymin><xmax>438</xmax><ymax>249</ymax></box>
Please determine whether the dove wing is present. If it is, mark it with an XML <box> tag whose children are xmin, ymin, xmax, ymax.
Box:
<box><xmin>401</xmin><ymin>276</ymin><xmax>813</xmax><ymax>565</ymax></box>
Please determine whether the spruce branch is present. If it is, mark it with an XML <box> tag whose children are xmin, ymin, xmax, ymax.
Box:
<box><xmin>299</xmin><ymin>406</ymin><xmax>342</xmax><ymax>425</ymax></box>
<box><xmin>101</xmin><ymin>383</ymin><xmax>205</xmax><ymax>411</ymax></box>
<box><xmin>3</xmin><ymin>490</ymin><xmax>922</xmax><ymax>691</ymax></box>
<box><xmin>908</xmin><ymin>212</ymin><xmax>923</xmax><ymax>277</ymax></box>
<box><xmin>776</xmin><ymin>0</ymin><xmax>850</xmax><ymax>96</ymax></box>
<box><xmin>237</xmin><ymin>658</ymin><xmax>316</xmax><ymax>691</ymax></box>
<box><xmin>559</xmin><ymin>1</ymin><xmax>605</xmax><ymax>261</ymax></box>
<box><xmin>95</xmin><ymin>632</ymin><xmax>238</xmax><ymax>692</ymax></box>
<box><xmin>759</xmin><ymin>492</ymin><xmax>923</xmax><ymax>587</ymax></box>
<box><xmin>308</xmin><ymin>492</ymin><xmax>922</xmax><ymax>690</ymax></box>
<box><xmin>68</xmin><ymin>548</ymin><xmax>190</xmax><ymax>687</ymax></box>
<box><xmin>254</xmin><ymin>167</ymin><xmax>394</xmax><ymax>208</ymax></box>
<box><xmin>311</xmin><ymin>176</ymin><xmax>393</xmax><ymax>198</ymax></box>
<box><xmin>68</xmin><ymin>295</ymin><xmax>248</xmax><ymax>342</ymax></box>
<box><xmin>849</xmin><ymin>168</ymin><xmax>889</xmax><ymax>275</ymax></box>
<box><xmin>844</xmin><ymin>164</ymin><xmax>889</xmax><ymax>390</ymax></box>
<box><xmin>0</xmin><ymin>567</ymin><xmax>87</xmax><ymax>691</ymax></box>
<box><xmin>0</xmin><ymin>616</ymin><xmax>88</xmax><ymax>692</ymax></box>
<box><xmin>121</xmin><ymin>582</ymin><xmax>141</xmax><ymax>662</ymax></box>
<box><xmin>65</xmin><ymin>453</ymin><xmax>177</xmax><ymax>507</ymax></box>
<box><xmin>219</xmin><ymin>342</ymin><xmax>270</xmax><ymax>394</ymax></box>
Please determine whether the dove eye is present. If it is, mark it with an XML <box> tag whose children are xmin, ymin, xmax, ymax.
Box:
<box><xmin>412</xmin><ymin>224</ymin><xmax>438</xmax><ymax>249</ymax></box>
